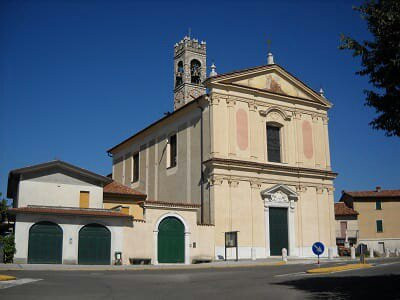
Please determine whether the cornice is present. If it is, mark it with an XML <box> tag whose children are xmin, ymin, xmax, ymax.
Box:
<box><xmin>208</xmin><ymin>173</ymin><xmax>334</xmax><ymax>192</ymax></box>
<box><xmin>204</xmin><ymin>157</ymin><xmax>338</xmax><ymax>181</ymax></box>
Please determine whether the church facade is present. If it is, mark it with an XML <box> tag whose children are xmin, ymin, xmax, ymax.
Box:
<box><xmin>108</xmin><ymin>35</ymin><xmax>338</xmax><ymax>261</ymax></box>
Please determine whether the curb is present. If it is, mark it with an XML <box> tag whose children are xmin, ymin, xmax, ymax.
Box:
<box><xmin>0</xmin><ymin>275</ymin><xmax>17</xmax><ymax>281</ymax></box>
<box><xmin>0</xmin><ymin>261</ymin><xmax>287</xmax><ymax>272</ymax></box>
<box><xmin>306</xmin><ymin>263</ymin><xmax>372</xmax><ymax>274</ymax></box>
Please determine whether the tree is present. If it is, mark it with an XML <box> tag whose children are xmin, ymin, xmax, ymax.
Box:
<box><xmin>0</xmin><ymin>193</ymin><xmax>8</xmax><ymax>223</ymax></box>
<box><xmin>340</xmin><ymin>0</ymin><xmax>400</xmax><ymax>137</ymax></box>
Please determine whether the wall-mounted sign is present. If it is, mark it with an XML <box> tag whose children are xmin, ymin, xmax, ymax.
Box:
<box><xmin>225</xmin><ymin>231</ymin><xmax>238</xmax><ymax>248</ymax></box>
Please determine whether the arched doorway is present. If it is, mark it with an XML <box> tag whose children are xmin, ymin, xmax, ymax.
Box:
<box><xmin>158</xmin><ymin>217</ymin><xmax>184</xmax><ymax>263</ymax></box>
<box><xmin>78</xmin><ymin>224</ymin><xmax>111</xmax><ymax>265</ymax></box>
<box><xmin>28</xmin><ymin>221</ymin><xmax>63</xmax><ymax>264</ymax></box>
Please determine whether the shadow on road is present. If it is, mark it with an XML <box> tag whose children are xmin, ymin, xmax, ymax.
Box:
<box><xmin>276</xmin><ymin>275</ymin><xmax>400</xmax><ymax>299</ymax></box>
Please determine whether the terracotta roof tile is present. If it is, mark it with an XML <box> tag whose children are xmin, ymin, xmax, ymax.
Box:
<box><xmin>344</xmin><ymin>189</ymin><xmax>400</xmax><ymax>198</ymax></box>
<box><xmin>8</xmin><ymin>206</ymin><xmax>132</xmax><ymax>218</ymax></box>
<box><xmin>103</xmin><ymin>181</ymin><xmax>146</xmax><ymax>197</ymax></box>
<box><xmin>334</xmin><ymin>202</ymin><xmax>358</xmax><ymax>216</ymax></box>
<box><xmin>144</xmin><ymin>200</ymin><xmax>200</xmax><ymax>208</ymax></box>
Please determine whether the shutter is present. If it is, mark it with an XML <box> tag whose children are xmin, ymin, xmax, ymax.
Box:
<box><xmin>376</xmin><ymin>220</ymin><xmax>383</xmax><ymax>232</ymax></box>
<box><xmin>267</xmin><ymin>126</ymin><xmax>281</xmax><ymax>163</ymax></box>
<box><xmin>133</xmin><ymin>153</ymin><xmax>139</xmax><ymax>182</ymax></box>
<box><xmin>376</xmin><ymin>201</ymin><xmax>382</xmax><ymax>210</ymax></box>
<box><xmin>170</xmin><ymin>135</ymin><xmax>177</xmax><ymax>167</ymax></box>
<box><xmin>79</xmin><ymin>191</ymin><xmax>89</xmax><ymax>208</ymax></box>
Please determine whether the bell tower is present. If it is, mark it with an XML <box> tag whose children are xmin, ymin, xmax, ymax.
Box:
<box><xmin>173</xmin><ymin>36</ymin><xmax>207</xmax><ymax>110</ymax></box>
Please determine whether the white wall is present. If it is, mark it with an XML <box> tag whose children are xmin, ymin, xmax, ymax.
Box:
<box><xmin>18</xmin><ymin>173</ymin><xmax>103</xmax><ymax>208</ymax></box>
<box><xmin>14</xmin><ymin>214</ymin><xmax>125</xmax><ymax>264</ymax></box>
<box><xmin>359</xmin><ymin>238</ymin><xmax>400</xmax><ymax>254</ymax></box>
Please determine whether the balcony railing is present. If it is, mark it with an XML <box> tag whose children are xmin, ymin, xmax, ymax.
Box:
<box><xmin>336</xmin><ymin>230</ymin><xmax>359</xmax><ymax>239</ymax></box>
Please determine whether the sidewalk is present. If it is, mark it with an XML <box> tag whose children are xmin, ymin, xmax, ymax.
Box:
<box><xmin>0</xmin><ymin>256</ymin><xmax>363</xmax><ymax>271</ymax></box>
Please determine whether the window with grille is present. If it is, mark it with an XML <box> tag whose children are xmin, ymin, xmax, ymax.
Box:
<box><xmin>267</xmin><ymin>125</ymin><xmax>281</xmax><ymax>163</ymax></box>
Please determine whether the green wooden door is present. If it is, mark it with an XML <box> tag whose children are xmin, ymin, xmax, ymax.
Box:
<box><xmin>78</xmin><ymin>224</ymin><xmax>111</xmax><ymax>265</ymax></box>
<box><xmin>28</xmin><ymin>221</ymin><xmax>63</xmax><ymax>264</ymax></box>
<box><xmin>158</xmin><ymin>217</ymin><xmax>184</xmax><ymax>263</ymax></box>
<box><xmin>269</xmin><ymin>207</ymin><xmax>289</xmax><ymax>256</ymax></box>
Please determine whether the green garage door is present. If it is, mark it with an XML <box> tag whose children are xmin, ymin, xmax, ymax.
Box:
<box><xmin>269</xmin><ymin>207</ymin><xmax>289</xmax><ymax>256</ymax></box>
<box><xmin>78</xmin><ymin>224</ymin><xmax>111</xmax><ymax>265</ymax></box>
<box><xmin>158</xmin><ymin>217</ymin><xmax>184</xmax><ymax>263</ymax></box>
<box><xmin>28</xmin><ymin>221</ymin><xmax>63</xmax><ymax>264</ymax></box>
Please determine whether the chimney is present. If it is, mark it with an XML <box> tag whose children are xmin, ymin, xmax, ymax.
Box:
<box><xmin>376</xmin><ymin>186</ymin><xmax>381</xmax><ymax>192</ymax></box>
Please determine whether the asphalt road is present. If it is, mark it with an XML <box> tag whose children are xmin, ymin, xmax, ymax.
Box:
<box><xmin>1</xmin><ymin>259</ymin><xmax>400</xmax><ymax>299</ymax></box>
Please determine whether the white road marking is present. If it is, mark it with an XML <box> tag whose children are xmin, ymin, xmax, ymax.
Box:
<box><xmin>373</xmin><ymin>261</ymin><xmax>400</xmax><ymax>268</ymax></box>
<box><xmin>275</xmin><ymin>272</ymin><xmax>306</xmax><ymax>277</ymax></box>
<box><xmin>0</xmin><ymin>278</ymin><xmax>42</xmax><ymax>289</ymax></box>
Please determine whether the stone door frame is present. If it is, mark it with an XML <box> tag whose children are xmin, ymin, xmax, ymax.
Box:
<box><xmin>261</xmin><ymin>184</ymin><xmax>298</xmax><ymax>257</ymax></box>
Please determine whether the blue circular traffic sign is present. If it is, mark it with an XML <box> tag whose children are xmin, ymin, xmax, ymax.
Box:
<box><xmin>312</xmin><ymin>242</ymin><xmax>325</xmax><ymax>256</ymax></box>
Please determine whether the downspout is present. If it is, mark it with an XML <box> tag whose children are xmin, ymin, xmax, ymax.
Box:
<box><xmin>197</xmin><ymin>100</ymin><xmax>204</xmax><ymax>224</ymax></box>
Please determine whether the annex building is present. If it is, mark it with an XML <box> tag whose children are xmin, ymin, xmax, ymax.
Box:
<box><xmin>8</xmin><ymin>35</ymin><xmax>338</xmax><ymax>264</ymax></box>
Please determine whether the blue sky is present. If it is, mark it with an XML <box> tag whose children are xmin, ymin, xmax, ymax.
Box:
<box><xmin>1</xmin><ymin>0</ymin><xmax>399</xmax><ymax>202</ymax></box>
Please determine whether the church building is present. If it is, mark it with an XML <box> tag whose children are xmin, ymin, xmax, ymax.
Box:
<box><xmin>8</xmin><ymin>35</ymin><xmax>338</xmax><ymax>265</ymax></box>
<box><xmin>108</xmin><ymin>35</ymin><xmax>338</xmax><ymax>261</ymax></box>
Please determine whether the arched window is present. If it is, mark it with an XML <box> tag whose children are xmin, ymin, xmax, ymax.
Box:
<box><xmin>190</xmin><ymin>59</ymin><xmax>201</xmax><ymax>84</ymax></box>
<box><xmin>175</xmin><ymin>61</ymin><xmax>184</xmax><ymax>87</ymax></box>
<box><xmin>266</xmin><ymin>124</ymin><xmax>281</xmax><ymax>163</ymax></box>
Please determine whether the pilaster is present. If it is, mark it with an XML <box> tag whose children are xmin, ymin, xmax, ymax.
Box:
<box><xmin>226</xmin><ymin>97</ymin><xmax>237</xmax><ymax>157</ymax></box>
<box><xmin>294</xmin><ymin>112</ymin><xmax>304</xmax><ymax>166</ymax></box>
<box><xmin>322</xmin><ymin>116</ymin><xmax>331</xmax><ymax>170</ymax></box>
<box><xmin>248</xmin><ymin>102</ymin><xmax>258</xmax><ymax>160</ymax></box>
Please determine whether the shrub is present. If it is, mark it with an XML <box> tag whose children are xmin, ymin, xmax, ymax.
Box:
<box><xmin>0</xmin><ymin>235</ymin><xmax>16</xmax><ymax>263</ymax></box>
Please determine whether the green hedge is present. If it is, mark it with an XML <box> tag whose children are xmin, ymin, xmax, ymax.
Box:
<box><xmin>0</xmin><ymin>235</ymin><xmax>16</xmax><ymax>263</ymax></box>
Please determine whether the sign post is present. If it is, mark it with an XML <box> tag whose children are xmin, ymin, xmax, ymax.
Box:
<box><xmin>312</xmin><ymin>242</ymin><xmax>325</xmax><ymax>265</ymax></box>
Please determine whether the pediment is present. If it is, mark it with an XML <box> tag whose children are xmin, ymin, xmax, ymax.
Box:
<box><xmin>207</xmin><ymin>65</ymin><xmax>331</xmax><ymax>107</ymax></box>
<box><xmin>261</xmin><ymin>184</ymin><xmax>298</xmax><ymax>202</ymax></box>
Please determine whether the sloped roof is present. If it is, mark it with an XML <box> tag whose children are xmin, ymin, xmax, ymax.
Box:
<box><xmin>334</xmin><ymin>202</ymin><xmax>358</xmax><ymax>216</ymax></box>
<box><xmin>7</xmin><ymin>160</ymin><xmax>112</xmax><ymax>199</ymax></box>
<box><xmin>8</xmin><ymin>206</ymin><xmax>132</xmax><ymax>218</ymax></box>
<box><xmin>343</xmin><ymin>189</ymin><xmax>400</xmax><ymax>198</ymax></box>
<box><xmin>107</xmin><ymin>96</ymin><xmax>206</xmax><ymax>154</ymax></box>
<box><xmin>144</xmin><ymin>200</ymin><xmax>200</xmax><ymax>208</ymax></box>
<box><xmin>103</xmin><ymin>181</ymin><xmax>146</xmax><ymax>197</ymax></box>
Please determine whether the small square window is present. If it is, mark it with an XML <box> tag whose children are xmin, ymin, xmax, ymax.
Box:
<box><xmin>376</xmin><ymin>200</ymin><xmax>382</xmax><ymax>210</ymax></box>
<box><xmin>376</xmin><ymin>220</ymin><xmax>383</xmax><ymax>233</ymax></box>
